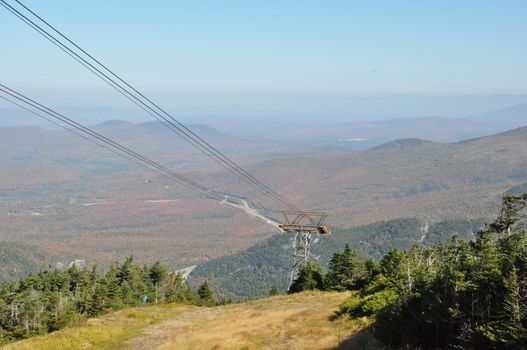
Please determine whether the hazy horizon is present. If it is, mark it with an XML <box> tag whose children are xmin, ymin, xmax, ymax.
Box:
<box><xmin>1</xmin><ymin>93</ymin><xmax>527</xmax><ymax>128</ymax></box>
<box><xmin>2</xmin><ymin>0</ymin><xmax>527</xmax><ymax>125</ymax></box>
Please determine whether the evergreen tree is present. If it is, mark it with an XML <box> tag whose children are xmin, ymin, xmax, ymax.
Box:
<box><xmin>369</xmin><ymin>194</ymin><xmax>527</xmax><ymax>349</ymax></box>
<box><xmin>149</xmin><ymin>261</ymin><xmax>167</xmax><ymax>304</ymax></box>
<box><xmin>288</xmin><ymin>262</ymin><xmax>326</xmax><ymax>294</ymax></box>
<box><xmin>104</xmin><ymin>264</ymin><xmax>122</xmax><ymax>310</ymax></box>
<box><xmin>87</xmin><ymin>282</ymin><xmax>107</xmax><ymax>317</ymax></box>
<box><xmin>326</xmin><ymin>251</ymin><xmax>344</xmax><ymax>290</ymax></box>
<box><xmin>0</xmin><ymin>258</ymin><xmax>202</xmax><ymax>343</ymax></box>
<box><xmin>326</xmin><ymin>244</ymin><xmax>369</xmax><ymax>290</ymax></box>
<box><xmin>197</xmin><ymin>281</ymin><xmax>216</xmax><ymax>307</ymax></box>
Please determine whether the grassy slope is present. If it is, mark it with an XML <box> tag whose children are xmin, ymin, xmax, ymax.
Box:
<box><xmin>1</xmin><ymin>305</ymin><xmax>192</xmax><ymax>350</ymax></box>
<box><xmin>2</xmin><ymin>291</ymin><xmax>369</xmax><ymax>350</ymax></box>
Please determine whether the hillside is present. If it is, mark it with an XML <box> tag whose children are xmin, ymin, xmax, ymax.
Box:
<box><xmin>2</xmin><ymin>193</ymin><xmax>525</xmax><ymax>350</ymax></box>
<box><xmin>1</xmin><ymin>291</ymin><xmax>365</xmax><ymax>350</ymax></box>
<box><xmin>188</xmin><ymin>217</ymin><xmax>484</xmax><ymax>300</ymax></box>
<box><xmin>237</xmin><ymin>126</ymin><xmax>527</xmax><ymax>227</ymax></box>
<box><xmin>0</xmin><ymin>125</ymin><xmax>525</xmax><ymax>281</ymax></box>
<box><xmin>0</xmin><ymin>242</ymin><xmax>69</xmax><ymax>283</ymax></box>
<box><xmin>470</xmin><ymin>102</ymin><xmax>527</xmax><ymax>127</ymax></box>
<box><xmin>265</xmin><ymin>116</ymin><xmax>499</xmax><ymax>149</ymax></box>
<box><xmin>0</xmin><ymin>121</ymin><xmax>255</xmax><ymax>162</ymax></box>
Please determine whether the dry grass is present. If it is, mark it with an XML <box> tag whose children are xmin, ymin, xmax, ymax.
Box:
<box><xmin>1</xmin><ymin>304</ymin><xmax>193</xmax><ymax>350</ymax></box>
<box><xmin>1</xmin><ymin>291</ymin><xmax>371</xmax><ymax>350</ymax></box>
<box><xmin>155</xmin><ymin>291</ymin><xmax>369</xmax><ymax>350</ymax></box>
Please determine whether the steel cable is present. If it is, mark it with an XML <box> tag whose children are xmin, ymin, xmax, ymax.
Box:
<box><xmin>1</xmin><ymin>0</ymin><xmax>301</xmax><ymax>212</ymax></box>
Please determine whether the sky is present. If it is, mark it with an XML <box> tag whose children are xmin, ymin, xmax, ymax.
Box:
<box><xmin>1</xmin><ymin>0</ymin><xmax>527</xmax><ymax>119</ymax></box>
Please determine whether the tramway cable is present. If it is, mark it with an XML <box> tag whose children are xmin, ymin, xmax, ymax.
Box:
<box><xmin>0</xmin><ymin>84</ymin><xmax>225</xmax><ymax>201</ymax></box>
<box><xmin>0</xmin><ymin>0</ymin><xmax>301</xmax><ymax>212</ymax></box>
<box><xmin>2</xmin><ymin>0</ymin><xmax>334</xmax><ymax>289</ymax></box>
<box><xmin>0</xmin><ymin>96</ymin><xmax>216</xmax><ymax>198</ymax></box>
<box><xmin>0</xmin><ymin>0</ymin><xmax>256</xmax><ymax>200</ymax></box>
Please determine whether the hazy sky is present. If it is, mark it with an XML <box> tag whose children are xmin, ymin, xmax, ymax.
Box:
<box><xmin>1</xmin><ymin>0</ymin><xmax>526</xmax><ymax>113</ymax></box>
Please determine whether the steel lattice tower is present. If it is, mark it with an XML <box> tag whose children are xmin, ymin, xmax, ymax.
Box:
<box><xmin>278</xmin><ymin>211</ymin><xmax>329</xmax><ymax>290</ymax></box>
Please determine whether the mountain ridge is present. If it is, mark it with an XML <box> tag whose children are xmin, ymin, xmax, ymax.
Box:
<box><xmin>0</xmin><ymin>125</ymin><xmax>526</xmax><ymax>281</ymax></box>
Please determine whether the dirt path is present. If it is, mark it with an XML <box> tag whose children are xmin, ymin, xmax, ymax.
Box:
<box><xmin>125</xmin><ymin>307</ymin><xmax>217</xmax><ymax>350</ymax></box>
<box><xmin>126</xmin><ymin>291</ymin><xmax>366</xmax><ymax>350</ymax></box>
<box><xmin>2</xmin><ymin>291</ymin><xmax>369</xmax><ymax>350</ymax></box>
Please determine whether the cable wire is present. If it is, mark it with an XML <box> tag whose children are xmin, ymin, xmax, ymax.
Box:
<box><xmin>1</xmin><ymin>0</ymin><xmax>301</xmax><ymax>212</ymax></box>
<box><xmin>0</xmin><ymin>83</ymin><xmax>226</xmax><ymax>202</ymax></box>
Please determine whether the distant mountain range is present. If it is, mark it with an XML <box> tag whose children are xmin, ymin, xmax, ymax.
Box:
<box><xmin>0</xmin><ymin>119</ymin><xmax>526</xmax><ymax>284</ymax></box>
<box><xmin>0</xmin><ymin>106</ymin><xmax>148</xmax><ymax>127</ymax></box>
<box><xmin>2</xmin><ymin>94</ymin><xmax>526</xmax><ymax>128</ymax></box>
<box><xmin>0</xmin><ymin>119</ymin><xmax>345</xmax><ymax>165</ymax></box>
<box><xmin>1</xmin><ymin>98</ymin><xmax>526</xmax><ymax>152</ymax></box>
<box><xmin>222</xmin><ymin>103</ymin><xmax>527</xmax><ymax>149</ymax></box>
<box><xmin>0</xmin><ymin>120</ymin><xmax>244</xmax><ymax>162</ymax></box>
<box><xmin>470</xmin><ymin>102</ymin><xmax>527</xmax><ymax>126</ymax></box>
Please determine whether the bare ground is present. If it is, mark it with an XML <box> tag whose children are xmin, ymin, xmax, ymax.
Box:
<box><xmin>126</xmin><ymin>291</ymin><xmax>370</xmax><ymax>350</ymax></box>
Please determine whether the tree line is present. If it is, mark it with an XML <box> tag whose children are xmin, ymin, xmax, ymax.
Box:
<box><xmin>0</xmin><ymin>257</ymin><xmax>216</xmax><ymax>344</ymax></box>
<box><xmin>191</xmin><ymin>217</ymin><xmax>482</xmax><ymax>301</ymax></box>
<box><xmin>289</xmin><ymin>194</ymin><xmax>527</xmax><ymax>349</ymax></box>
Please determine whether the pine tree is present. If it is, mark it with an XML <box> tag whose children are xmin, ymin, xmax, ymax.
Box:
<box><xmin>104</xmin><ymin>264</ymin><xmax>122</xmax><ymax>310</ymax></box>
<box><xmin>326</xmin><ymin>251</ymin><xmax>344</xmax><ymax>290</ymax></box>
<box><xmin>87</xmin><ymin>283</ymin><xmax>107</xmax><ymax>317</ymax></box>
<box><xmin>503</xmin><ymin>267</ymin><xmax>522</xmax><ymax>324</ymax></box>
<box><xmin>197</xmin><ymin>281</ymin><xmax>215</xmax><ymax>307</ymax></box>
<box><xmin>326</xmin><ymin>244</ymin><xmax>369</xmax><ymax>290</ymax></box>
<box><xmin>0</xmin><ymin>259</ymin><xmax>196</xmax><ymax>342</ymax></box>
<box><xmin>288</xmin><ymin>262</ymin><xmax>325</xmax><ymax>294</ymax></box>
<box><xmin>149</xmin><ymin>261</ymin><xmax>167</xmax><ymax>304</ymax></box>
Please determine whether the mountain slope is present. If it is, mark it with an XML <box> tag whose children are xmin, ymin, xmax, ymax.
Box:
<box><xmin>0</xmin><ymin>241</ymin><xmax>68</xmax><ymax>283</ymax></box>
<box><xmin>470</xmin><ymin>102</ymin><xmax>527</xmax><ymax>127</ymax></box>
<box><xmin>188</xmin><ymin>218</ymin><xmax>484</xmax><ymax>300</ymax></box>
<box><xmin>237</xmin><ymin>126</ymin><xmax>527</xmax><ymax>227</ymax></box>
<box><xmin>0</xmin><ymin>125</ymin><xmax>525</xmax><ymax>278</ymax></box>
<box><xmin>2</xmin><ymin>291</ymin><xmax>363</xmax><ymax>350</ymax></box>
<box><xmin>0</xmin><ymin>121</ymin><xmax>243</xmax><ymax>163</ymax></box>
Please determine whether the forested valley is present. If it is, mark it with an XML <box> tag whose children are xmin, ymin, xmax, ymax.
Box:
<box><xmin>2</xmin><ymin>193</ymin><xmax>526</xmax><ymax>349</ymax></box>
<box><xmin>189</xmin><ymin>217</ymin><xmax>484</xmax><ymax>300</ymax></box>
